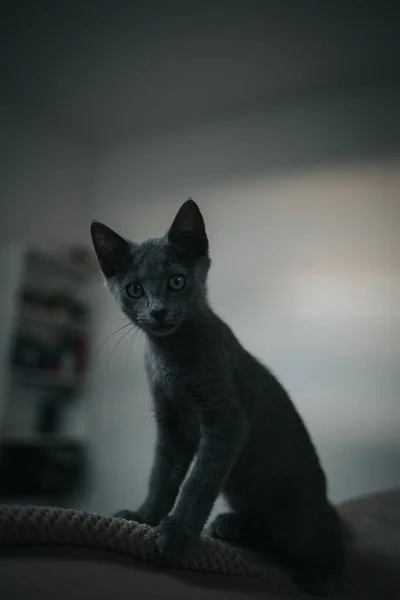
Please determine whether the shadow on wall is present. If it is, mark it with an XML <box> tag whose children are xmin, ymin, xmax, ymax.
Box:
<box><xmin>318</xmin><ymin>437</ymin><xmax>400</xmax><ymax>503</ymax></box>
<box><xmin>94</xmin><ymin>80</ymin><xmax>400</xmax><ymax>215</ymax></box>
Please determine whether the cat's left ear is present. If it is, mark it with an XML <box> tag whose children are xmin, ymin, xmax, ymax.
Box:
<box><xmin>90</xmin><ymin>221</ymin><xmax>131</xmax><ymax>277</ymax></box>
<box><xmin>168</xmin><ymin>199</ymin><xmax>208</xmax><ymax>257</ymax></box>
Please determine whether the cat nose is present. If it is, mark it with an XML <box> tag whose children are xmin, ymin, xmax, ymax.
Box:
<box><xmin>151</xmin><ymin>307</ymin><xmax>167</xmax><ymax>323</ymax></box>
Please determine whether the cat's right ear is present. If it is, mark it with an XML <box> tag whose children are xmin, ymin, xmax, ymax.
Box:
<box><xmin>90</xmin><ymin>221</ymin><xmax>131</xmax><ymax>277</ymax></box>
<box><xmin>168</xmin><ymin>199</ymin><xmax>208</xmax><ymax>258</ymax></box>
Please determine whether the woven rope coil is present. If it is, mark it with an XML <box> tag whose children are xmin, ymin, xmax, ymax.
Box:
<box><xmin>0</xmin><ymin>505</ymin><xmax>270</xmax><ymax>578</ymax></box>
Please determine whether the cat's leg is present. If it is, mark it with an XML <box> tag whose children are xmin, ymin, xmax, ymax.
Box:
<box><xmin>208</xmin><ymin>512</ymin><xmax>244</xmax><ymax>541</ymax></box>
<box><xmin>114</xmin><ymin>403</ymin><xmax>195</xmax><ymax>527</ymax></box>
<box><xmin>114</xmin><ymin>509</ymin><xmax>144</xmax><ymax>521</ymax></box>
<box><xmin>156</xmin><ymin>405</ymin><xmax>249</xmax><ymax>562</ymax></box>
<box><xmin>209</xmin><ymin>512</ymin><xmax>280</xmax><ymax>556</ymax></box>
<box><xmin>270</xmin><ymin>501</ymin><xmax>345</xmax><ymax>597</ymax></box>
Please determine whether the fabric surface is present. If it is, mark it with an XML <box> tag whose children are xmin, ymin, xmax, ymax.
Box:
<box><xmin>1</xmin><ymin>489</ymin><xmax>400</xmax><ymax>599</ymax></box>
<box><xmin>0</xmin><ymin>503</ymin><xmax>267</xmax><ymax>577</ymax></box>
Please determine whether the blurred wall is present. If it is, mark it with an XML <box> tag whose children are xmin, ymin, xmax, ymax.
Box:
<box><xmin>0</xmin><ymin>100</ymin><xmax>97</xmax><ymax>459</ymax></box>
<box><xmin>85</xmin><ymin>83</ymin><xmax>400</xmax><ymax>515</ymax></box>
<box><xmin>0</xmin><ymin>100</ymin><xmax>94</xmax><ymax>247</ymax></box>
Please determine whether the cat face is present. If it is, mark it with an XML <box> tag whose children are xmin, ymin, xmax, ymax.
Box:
<box><xmin>90</xmin><ymin>200</ymin><xmax>211</xmax><ymax>337</ymax></box>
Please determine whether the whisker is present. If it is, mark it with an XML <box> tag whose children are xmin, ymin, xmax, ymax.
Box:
<box><xmin>98</xmin><ymin>322</ymin><xmax>133</xmax><ymax>350</ymax></box>
<box><xmin>127</xmin><ymin>328</ymin><xmax>142</xmax><ymax>365</ymax></box>
<box><xmin>210</xmin><ymin>302</ymin><xmax>229</xmax><ymax>310</ymax></box>
<box><xmin>125</xmin><ymin>326</ymin><xmax>138</xmax><ymax>365</ymax></box>
<box><xmin>110</xmin><ymin>316</ymin><xmax>130</xmax><ymax>323</ymax></box>
<box><xmin>106</xmin><ymin>324</ymin><xmax>135</xmax><ymax>370</ymax></box>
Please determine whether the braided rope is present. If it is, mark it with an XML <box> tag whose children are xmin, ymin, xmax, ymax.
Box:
<box><xmin>0</xmin><ymin>505</ymin><xmax>276</xmax><ymax>579</ymax></box>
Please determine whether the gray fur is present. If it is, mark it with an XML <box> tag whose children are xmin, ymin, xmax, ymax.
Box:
<box><xmin>90</xmin><ymin>200</ymin><xmax>345</xmax><ymax>595</ymax></box>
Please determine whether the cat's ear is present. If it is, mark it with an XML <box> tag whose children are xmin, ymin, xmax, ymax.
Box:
<box><xmin>90</xmin><ymin>221</ymin><xmax>131</xmax><ymax>277</ymax></box>
<box><xmin>168</xmin><ymin>199</ymin><xmax>208</xmax><ymax>257</ymax></box>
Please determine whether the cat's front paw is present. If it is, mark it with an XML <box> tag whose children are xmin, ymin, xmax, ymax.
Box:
<box><xmin>156</xmin><ymin>516</ymin><xmax>197</xmax><ymax>563</ymax></box>
<box><xmin>113</xmin><ymin>509</ymin><xmax>145</xmax><ymax>523</ymax></box>
<box><xmin>209</xmin><ymin>512</ymin><xmax>242</xmax><ymax>541</ymax></box>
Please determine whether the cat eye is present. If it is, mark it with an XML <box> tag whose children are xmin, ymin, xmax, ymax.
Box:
<box><xmin>168</xmin><ymin>275</ymin><xmax>186</xmax><ymax>291</ymax></box>
<box><xmin>126</xmin><ymin>283</ymin><xmax>144</xmax><ymax>299</ymax></box>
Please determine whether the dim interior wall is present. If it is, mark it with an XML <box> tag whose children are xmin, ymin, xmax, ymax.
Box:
<box><xmin>0</xmin><ymin>100</ymin><xmax>96</xmax><ymax>459</ymax></box>
<box><xmin>84</xmin><ymin>83</ymin><xmax>400</xmax><ymax>516</ymax></box>
<box><xmin>0</xmin><ymin>100</ymin><xmax>94</xmax><ymax>248</ymax></box>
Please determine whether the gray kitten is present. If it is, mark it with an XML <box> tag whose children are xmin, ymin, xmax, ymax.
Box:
<box><xmin>90</xmin><ymin>200</ymin><xmax>344</xmax><ymax>595</ymax></box>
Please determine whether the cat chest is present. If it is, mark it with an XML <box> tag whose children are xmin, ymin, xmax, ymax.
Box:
<box><xmin>145</xmin><ymin>350</ymin><xmax>186</xmax><ymax>399</ymax></box>
<box><xmin>146</xmin><ymin>351</ymin><xmax>200</xmax><ymax>440</ymax></box>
